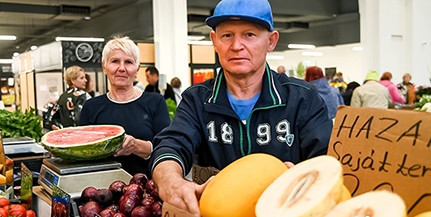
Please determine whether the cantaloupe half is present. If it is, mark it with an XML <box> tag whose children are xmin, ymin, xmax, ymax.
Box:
<box><xmin>324</xmin><ymin>190</ymin><xmax>406</xmax><ymax>217</ymax></box>
<box><xmin>255</xmin><ymin>155</ymin><xmax>343</xmax><ymax>217</ymax></box>
<box><xmin>199</xmin><ymin>153</ymin><xmax>287</xmax><ymax>217</ymax></box>
<box><xmin>340</xmin><ymin>185</ymin><xmax>352</xmax><ymax>202</ymax></box>
<box><xmin>415</xmin><ymin>211</ymin><xmax>431</xmax><ymax>217</ymax></box>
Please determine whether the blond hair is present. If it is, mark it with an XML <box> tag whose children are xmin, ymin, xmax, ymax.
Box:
<box><xmin>64</xmin><ymin>65</ymin><xmax>85</xmax><ymax>88</ymax></box>
<box><xmin>102</xmin><ymin>35</ymin><xmax>140</xmax><ymax>68</ymax></box>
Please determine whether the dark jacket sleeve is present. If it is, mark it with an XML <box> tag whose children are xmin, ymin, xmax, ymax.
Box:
<box><xmin>149</xmin><ymin>90</ymin><xmax>201</xmax><ymax>176</ymax></box>
<box><xmin>298</xmin><ymin>86</ymin><xmax>333</xmax><ymax>159</ymax></box>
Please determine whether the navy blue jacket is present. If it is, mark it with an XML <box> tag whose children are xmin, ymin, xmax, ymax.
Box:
<box><xmin>149</xmin><ymin>67</ymin><xmax>332</xmax><ymax>176</ymax></box>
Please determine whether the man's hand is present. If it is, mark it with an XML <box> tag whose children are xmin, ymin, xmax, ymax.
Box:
<box><xmin>153</xmin><ymin>161</ymin><xmax>213</xmax><ymax>216</ymax></box>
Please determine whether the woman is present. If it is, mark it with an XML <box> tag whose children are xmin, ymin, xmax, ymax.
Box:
<box><xmin>379</xmin><ymin>72</ymin><xmax>405</xmax><ymax>104</ymax></box>
<box><xmin>170</xmin><ymin>77</ymin><xmax>182</xmax><ymax>105</ymax></box>
<box><xmin>79</xmin><ymin>36</ymin><xmax>171</xmax><ymax>178</ymax></box>
<box><xmin>51</xmin><ymin>65</ymin><xmax>90</xmax><ymax>129</ymax></box>
<box><xmin>85</xmin><ymin>73</ymin><xmax>96</xmax><ymax>98</ymax></box>
<box><xmin>305</xmin><ymin>66</ymin><xmax>344</xmax><ymax>119</ymax></box>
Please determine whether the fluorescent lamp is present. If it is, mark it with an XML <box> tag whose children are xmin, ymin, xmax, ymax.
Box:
<box><xmin>0</xmin><ymin>35</ymin><xmax>16</xmax><ymax>40</ymax></box>
<box><xmin>266</xmin><ymin>55</ymin><xmax>284</xmax><ymax>60</ymax></box>
<box><xmin>187</xmin><ymin>35</ymin><xmax>206</xmax><ymax>41</ymax></box>
<box><xmin>301</xmin><ymin>51</ymin><xmax>323</xmax><ymax>57</ymax></box>
<box><xmin>0</xmin><ymin>59</ymin><xmax>13</xmax><ymax>64</ymax></box>
<box><xmin>55</xmin><ymin>37</ymin><xmax>105</xmax><ymax>42</ymax></box>
<box><xmin>187</xmin><ymin>40</ymin><xmax>213</xmax><ymax>45</ymax></box>
<box><xmin>288</xmin><ymin>44</ymin><xmax>316</xmax><ymax>49</ymax></box>
<box><xmin>352</xmin><ymin>46</ymin><xmax>363</xmax><ymax>51</ymax></box>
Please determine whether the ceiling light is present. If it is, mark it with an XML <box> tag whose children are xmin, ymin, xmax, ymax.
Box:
<box><xmin>0</xmin><ymin>59</ymin><xmax>13</xmax><ymax>64</ymax></box>
<box><xmin>266</xmin><ymin>55</ymin><xmax>284</xmax><ymax>60</ymax></box>
<box><xmin>13</xmin><ymin>52</ymin><xmax>19</xmax><ymax>57</ymax></box>
<box><xmin>0</xmin><ymin>35</ymin><xmax>16</xmax><ymax>40</ymax></box>
<box><xmin>187</xmin><ymin>35</ymin><xmax>206</xmax><ymax>41</ymax></box>
<box><xmin>30</xmin><ymin>45</ymin><xmax>38</xmax><ymax>51</ymax></box>
<box><xmin>352</xmin><ymin>46</ymin><xmax>363</xmax><ymax>51</ymax></box>
<box><xmin>301</xmin><ymin>51</ymin><xmax>323</xmax><ymax>57</ymax></box>
<box><xmin>187</xmin><ymin>40</ymin><xmax>213</xmax><ymax>45</ymax></box>
<box><xmin>55</xmin><ymin>37</ymin><xmax>105</xmax><ymax>42</ymax></box>
<box><xmin>288</xmin><ymin>44</ymin><xmax>316</xmax><ymax>49</ymax></box>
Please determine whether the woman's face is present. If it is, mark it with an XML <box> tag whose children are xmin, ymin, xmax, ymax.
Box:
<box><xmin>71</xmin><ymin>71</ymin><xmax>87</xmax><ymax>90</ymax></box>
<box><xmin>102</xmin><ymin>49</ymin><xmax>139</xmax><ymax>90</ymax></box>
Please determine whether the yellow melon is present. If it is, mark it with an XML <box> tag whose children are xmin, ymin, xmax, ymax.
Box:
<box><xmin>199</xmin><ymin>153</ymin><xmax>287</xmax><ymax>217</ymax></box>
<box><xmin>415</xmin><ymin>211</ymin><xmax>431</xmax><ymax>217</ymax></box>
<box><xmin>340</xmin><ymin>185</ymin><xmax>352</xmax><ymax>202</ymax></box>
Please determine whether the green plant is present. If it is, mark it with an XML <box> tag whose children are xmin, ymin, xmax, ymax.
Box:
<box><xmin>166</xmin><ymin>99</ymin><xmax>177</xmax><ymax>121</ymax></box>
<box><xmin>297</xmin><ymin>62</ymin><xmax>305</xmax><ymax>79</ymax></box>
<box><xmin>0</xmin><ymin>108</ymin><xmax>43</xmax><ymax>141</ymax></box>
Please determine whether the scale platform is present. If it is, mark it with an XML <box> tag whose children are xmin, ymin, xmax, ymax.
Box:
<box><xmin>2</xmin><ymin>136</ymin><xmax>47</xmax><ymax>155</ymax></box>
<box><xmin>38</xmin><ymin>158</ymin><xmax>132</xmax><ymax>198</ymax></box>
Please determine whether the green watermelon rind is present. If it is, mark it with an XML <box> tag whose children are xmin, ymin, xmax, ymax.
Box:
<box><xmin>40</xmin><ymin>125</ymin><xmax>125</xmax><ymax>161</ymax></box>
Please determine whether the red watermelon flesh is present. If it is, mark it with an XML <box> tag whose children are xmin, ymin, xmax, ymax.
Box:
<box><xmin>45</xmin><ymin>126</ymin><xmax>123</xmax><ymax>146</ymax></box>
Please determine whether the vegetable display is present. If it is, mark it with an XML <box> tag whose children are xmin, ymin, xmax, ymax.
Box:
<box><xmin>0</xmin><ymin>108</ymin><xmax>43</xmax><ymax>142</ymax></box>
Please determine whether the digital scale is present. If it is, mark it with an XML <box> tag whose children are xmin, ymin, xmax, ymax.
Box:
<box><xmin>38</xmin><ymin>158</ymin><xmax>132</xmax><ymax>198</ymax></box>
<box><xmin>2</xmin><ymin>136</ymin><xmax>47</xmax><ymax>155</ymax></box>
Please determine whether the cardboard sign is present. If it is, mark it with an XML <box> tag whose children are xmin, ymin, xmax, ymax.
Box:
<box><xmin>327</xmin><ymin>106</ymin><xmax>431</xmax><ymax>216</ymax></box>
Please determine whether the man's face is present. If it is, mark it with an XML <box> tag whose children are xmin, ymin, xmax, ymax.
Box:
<box><xmin>210</xmin><ymin>21</ymin><xmax>279</xmax><ymax>77</ymax></box>
<box><xmin>146</xmin><ymin>70</ymin><xmax>158</xmax><ymax>86</ymax></box>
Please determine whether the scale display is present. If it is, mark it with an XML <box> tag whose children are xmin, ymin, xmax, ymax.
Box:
<box><xmin>38</xmin><ymin>159</ymin><xmax>132</xmax><ymax>198</ymax></box>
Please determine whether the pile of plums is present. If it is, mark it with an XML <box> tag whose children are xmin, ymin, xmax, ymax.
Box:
<box><xmin>79</xmin><ymin>173</ymin><xmax>162</xmax><ymax>217</ymax></box>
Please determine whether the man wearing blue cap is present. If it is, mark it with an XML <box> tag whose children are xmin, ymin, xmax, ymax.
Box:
<box><xmin>149</xmin><ymin>0</ymin><xmax>332</xmax><ymax>214</ymax></box>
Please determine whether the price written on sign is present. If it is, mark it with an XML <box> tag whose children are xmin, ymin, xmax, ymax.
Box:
<box><xmin>327</xmin><ymin>106</ymin><xmax>431</xmax><ymax>217</ymax></box>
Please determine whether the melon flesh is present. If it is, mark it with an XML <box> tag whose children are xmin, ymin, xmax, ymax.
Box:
<box><xmin>199</xmin><ymin>153</ymin><xmax>287</xmax><ymax>217</ymax></box>
<box><xmin>255</xmin><ymin>155</ymin><xmax>343</xmax><ymax>217</ymax></box>
<box><xmin>324</xmin><ymin>190</ymin><xmax>406</xmax><ymax>217</ymax></box>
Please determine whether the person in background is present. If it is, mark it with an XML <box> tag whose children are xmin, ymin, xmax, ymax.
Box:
<box><xmin>329</xmin><ymin>72</ymin><xmax>348</xmax><ymax>92</ymax></box>
<box><xmin>341</xmin><ymin>81</ymin><xmax>360</xmax><ymax>106</ymax></box>
<box><xmin>304</xmin><ymin>66</ymin><xmax>344</xmax><ymax>119</ymax></box>
<box><xmin>149</xmin><ymin>0</ymin><xmax>332</xmax><ymax>215</ymax></box>
<box><xmin>85</xmin><ymin>73</ymin><xmax>95</xmax><ymax>98</ymax></box>
<box><xmin>79</xmin><ymin>36</ymin><xmax>171</xmax><ymax>178</ymax></box>
<box><xmin>144</xmin><ymin>66</ymin><xmax>176</xmax><ymax>103</ymax></box>
<box><xmin>351</xmin><ymin>70</ymin><xmax>392</xmax><ymax>109</ymax></box>
<box><xmin>397</xmin><ymin>73</ymin><xmax>415</xmax><ymax>104</ymax></box>
<box><xmin>133</xmin><ymin>80</ymin><xmax>146</xmax><ymax>92</ymax></box>
<box><xmin>0</xmin><ymin>94</ymin><xmax>4</xmax><ymax>110</ymax></box>
<box><xmin>170</xmin><ymin>77</ymin><xmax>183</xmax><ymax>106</ymax></box>
<box><xmin>379</xmin><ymin>72</ymin><xmax>405</xmax><ymax>105</ymax></box>
<box><xmin>277</xmin><ymin>65</ymin><xmax>286</xmax><ymax>74</ymax></box>
<box><xmin>51</xmin><ymin>65</ymin><xmax>91</xmax><ymax>129</ymax></box>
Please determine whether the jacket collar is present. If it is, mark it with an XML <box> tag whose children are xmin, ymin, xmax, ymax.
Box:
<box><xmin>206</xmin><ymin>64</ymin><xmax>286</xmax><ymax>109</ymax></box>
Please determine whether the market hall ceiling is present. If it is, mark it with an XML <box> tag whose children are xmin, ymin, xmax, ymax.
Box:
<box><xmin>0</xmin><ymin>0</ymin><xmax>359</xmax><ymax>60</ymax></box>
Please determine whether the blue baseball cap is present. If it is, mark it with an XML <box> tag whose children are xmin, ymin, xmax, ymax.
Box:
<box><xmin>205</xmin><ymin>0</ymin><xmax>274</xmax><ymax>31</ymax></box>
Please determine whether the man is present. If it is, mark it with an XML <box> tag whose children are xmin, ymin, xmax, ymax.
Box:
<box><xmin>144</xmin><ymin>66</ymin><xmax>176</xmax><ymax>103</ymax></box>
<box><xmin>149</xmin><ymin>0</ymin><xmax>332</xmax><ymax>215</ymax></box>
<box><xmin>277</xmin><ymin>65</ymin><xmax>286</xmax><ymax>74</ymax></box>
<box><xmin>350</xmin><ymin>70</ymin><xmax>392</xmax><ymax>108</ymax></box>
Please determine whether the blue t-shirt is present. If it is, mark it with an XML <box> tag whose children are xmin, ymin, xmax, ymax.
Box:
<box><xmin>227</xmin><ymin>91</ymin><xmax>261</xmax><ymax>124</ymax></box>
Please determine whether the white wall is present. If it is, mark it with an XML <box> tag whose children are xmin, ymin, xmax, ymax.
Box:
<box><xmin>267</xmin><ymin>0</ymin><xmax>431</xmax><ymax>86</ymax></box>
<box><xmin>411</xmin><ymin>0</ymin><xmax>431</xmax><ymax>85</ymax></box>
<box><xmin>267</xmin><ymin>43</ymin><xmax>364</xmax><ymax>84</ymax></box>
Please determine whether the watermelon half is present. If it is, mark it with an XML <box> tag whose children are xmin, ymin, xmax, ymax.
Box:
<box><xmin>41</xmin><ymin>125</ymin><xmax>125</xmax><ymax>161</ymax></box>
